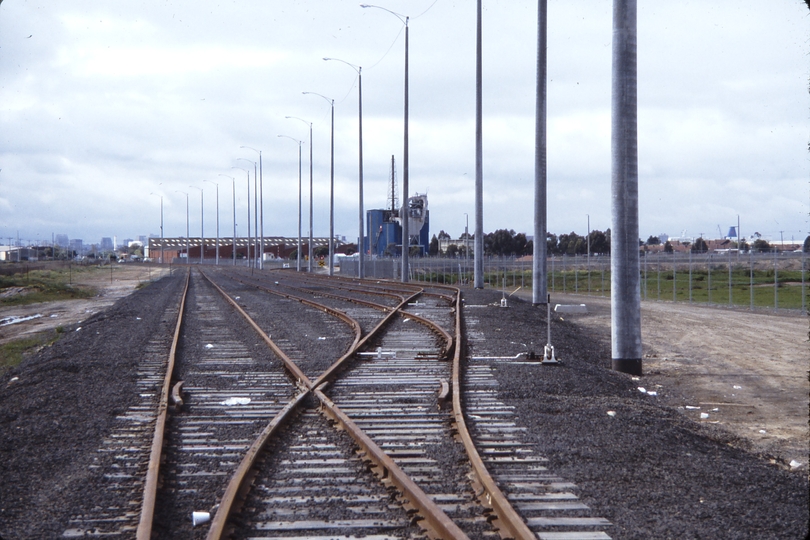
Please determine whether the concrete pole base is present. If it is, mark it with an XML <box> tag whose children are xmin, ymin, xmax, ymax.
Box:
<box><xmin>612</xmin><ymin>358</ymin><xmax>642</xmax><ymax>376</ymax></box>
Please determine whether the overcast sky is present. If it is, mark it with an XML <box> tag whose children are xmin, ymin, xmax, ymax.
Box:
<box><xmin>1</xmin><ymin>1</ymin><xmax>808</xmax><ymax>248</ymax></box>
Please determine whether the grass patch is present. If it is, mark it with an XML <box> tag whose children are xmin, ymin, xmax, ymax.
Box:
<box><xmin>0</xmin><ymin>268</ymin><xmax>97</xmax><ymax>306</ymax></box>
<box><xmin>0</xmin><ymin>330</ymin><xmax>61</xmax><ymax>374</ymax></box>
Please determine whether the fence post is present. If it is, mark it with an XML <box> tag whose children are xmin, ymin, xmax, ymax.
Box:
<box><xmin>749</xmin><ymin>249</ymin><xmax>754</xmax><ymax>310</ymax></box>
<box><xmin>728</xmin><ymin>250</ymin><xmax>733</xmax><ymax>307</ymax></box>
<box><xmin>708</xmin><ymin>254</ymin><xmax>712</xmax><ymax>305</ymax></box>
<box><xmin>773</xmin><ymin>249</ymin><xmax>778</xmax><ymax>310</ymax></box>
<box><xmin>673</xmin><ymin>252</ymin><xmax>677</xmax><ymax>302</ymax></box>
<box><xmin>688</xmin><ymin>249</ymin><xmax>693</xmax><ymax>303</ymax></box>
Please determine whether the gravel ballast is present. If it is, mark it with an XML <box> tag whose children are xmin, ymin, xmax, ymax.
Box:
<box><xmin>461</xmin><ymin>288</ymin><xmax>808</xmax><ymax>539</ymax></box>
<box><xmin>0</xmin><ymin>276</ymin><xmax>806</xmax><ymax>539</ymax></box>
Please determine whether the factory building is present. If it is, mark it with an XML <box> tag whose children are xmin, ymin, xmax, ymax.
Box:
<box><xmin>366</xmin><ymin>193</ymin><xmax>429</xmax><ymax>257</ymax></box>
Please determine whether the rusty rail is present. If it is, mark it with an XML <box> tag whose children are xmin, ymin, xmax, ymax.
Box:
<box><xmin>136</xmin><ymin>268</ymin><xmax>191</xmax><ymax>540</ymax></box>
<box><xmin>449</xmin><ymin>286</ymin><xmax>537</xmax><ymax>540</ymax></box>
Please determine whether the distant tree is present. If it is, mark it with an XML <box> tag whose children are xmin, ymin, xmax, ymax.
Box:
<box><xmin>557</xmin><ymin>232</ymin><xmax>586</xmax><ymax>255</ymax></box>
<box><xmin>484</xmin><ymin>229</ymin><xmax>518</xmax><ymax>256</ymax></box>
<box><xmin>752</xmin><ymin>239</ymin><xmax>771</xmax><ymax>253</ymax></box>
<box><xmin>646</xmin><ymin>235</ymin><xmax>661</xmax><ymax>245</ymax></box>
<box><xmin>663</xmin><ymin>241</ymin><xmax>673</xmax><ymax>253</ymax></box>
<box><xmin>313</xmin><ymin>245</ymin><xmax>329</xmax><ymax>257</ymax></box>
<box><xmin>513</xmin><ymin>233</ymin><xmax>529</xmax><ymax>256</ymax></box>
<box><xmin>446</xmin><ymin>244</ymin><xmax>459</xmax><ymax>258</ymax></box>
<box><xmin>589</xmin><ymin>230</ymin><xmax>610</xmax><ymax>254</ymax></box>
<box><xmin>691</xmin><ymin>237</ymin><xmax>708</xmax><ymax>253</ymax></box>
<box><xmin>803</xmin><ymin>235</ymin><xmax>810</xmax><ymax>253</ymax></box>
<box><xmin>546</xmin><ymin>233</ymin><xmax>558</xmax><ymax>255</ymax></box>
<box><xmin>437</xmin><ymin>230</ymin><xmax>451</xmax><ymax>240</ymax></box>
<box><xmin>428</xmin><ymin>235</ymin><xmax>439</xmax><ymax>256</ymax></box>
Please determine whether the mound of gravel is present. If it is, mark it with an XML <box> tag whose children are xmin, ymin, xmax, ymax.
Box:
<box><xmin>0</xmin><ymin>273</ymin><xmax>184</xmax><ymax>539</ymax></box>
<box><xmin>461</xmin><ymin>288</ymin><xmax>808</xmax><ymax>540</ymax></box>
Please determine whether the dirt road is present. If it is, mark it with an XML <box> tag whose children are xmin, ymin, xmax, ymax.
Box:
<box><xmin>544</xmin><ymin>291</ymin><xmax>809</xmax><ymax>468</ymax></box>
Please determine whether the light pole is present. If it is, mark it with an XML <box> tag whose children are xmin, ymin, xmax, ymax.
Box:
<box><xmin>464</xmin><ymin>212</ymin><xmax>469</xmax><ymax>285</ymax></box>
<box><xmin>533</xmin><ymin>0</ymin><xmax>548</xmax><ymax>302</ymax></box>
<box><xmin>190</xmin><ymin>185</ymin><xmax>204</xmax><ymax>264</ymax></box>
<box><xmin>232</xmin><ymin>166</ymin><xmax>251</xmax><ymax>268</ymax></box>
<box><xmin>360</xmin><ymin>4</ymin><xmax>409</xmax><ymax>282</ymax></box>
<box><xmin>150</xmin><ymin>192</ymin><xmax>164</xmax><ymax>264</ymax></box>
<box><xmin>204</xmin><ymin>180</ymin><xmax>220</xmax><ymax>265</ymax></box>
<box><xmin>304</xmin><ymin>91</ymin><xmax>335</xmax><ymax>276</ymax></box>
<box><xmin>176</xmin><ymin>190</ymin><xmax>189</xmax><ymax>264</ymax></box>
<box><xmin>242</xmin><ymin>146</ymin><xmax>264</xmax><ymax>270</ymax></box>
<box><xmin>286</xmin><ymin>116</ymin><xmax>314</xmax><ymax>272</ymax></box>
<box><xmin>279</xmin><ymin>134</ymin><xmax>304</xmax><ymax>272</ymax></box>
<box><xmin>324</xmin><ymin>57</ymin><xmax>364</xmax><ymax>279</ymax></box>
<box><xmin>219</xmin><ymin>174</ymin><xmax>237</xmax><ymax>266</ymax></box>
<box><xmin>237</xmin><ymin>157</ymin><xmax>259</xmax><ymax>269</ymax></box>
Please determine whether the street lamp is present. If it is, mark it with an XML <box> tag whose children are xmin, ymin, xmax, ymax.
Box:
<box><xmin>286</xmin><ymin>116</ymin><xmax>314</xmax><ymax>272</ymax></box>
<box><xmin>232</xmin><ymin>166</ymin><xmax>252</xmax><ymax>268</ymax></box>
<box><xmin>219</xmin><ymin>174</ymin><xmax>237</xmax><ymax>266</ymax></box>
<box><xmin>279</xmin><ymin>134</ymin><xmax>304</xmax><ymax>272</ymax></box>
<box><xmin>464</xmin><ymin>212</ymin><xmax>469</xmax><ymax>284</ymax></box>
<box><xmin>324</xmin><ymin>57</ymin><xmax>364</xmax><ymax>279</ymax></box>
<box><xmin>237</xmin><ymin>157</ymin><xmax>259</xmax><ymax>269</ymax></box>
<box><xmin>204</xmin><ymin>180</ymin><xmax>219</xmax><ymax>265</ymax></box>
<box><xmin>175</xmin><ymin>190</ymin><xmax>189</xmax><ymax>264</ymax></box>
<box><xmin>190</xmin><ymin>185</ymin><xmax>204</xmax><ymax>265</ymax></box>
<box><xmin>304</xmin><ymin>91</ymin><xmax>335</xmax><ymax>276</ymax></box>
<box><xmin>360</xmin><ymin>4</ymin><xmax>409</xmax><ymax>282</ymax></box>
<box><xmin>149</xmin><ymin>192</ymin><xmax>164</xmax><ymax>264</ymax></box>
<box><xmin>241</xmin><ymin>146</ymin><xmax>264</xmax><ymax>270</ymax></box>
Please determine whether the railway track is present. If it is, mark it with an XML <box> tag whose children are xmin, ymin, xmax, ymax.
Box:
<box><xmin>61</xmin><ymin>267</ymin><xmax>612</xmax><ymax>539</ymax></box>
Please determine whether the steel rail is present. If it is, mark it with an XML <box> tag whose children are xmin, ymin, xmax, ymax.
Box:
<box><xmin>212</xmin><ymin>270</ymin><xmax>421</xmax><ymax>387</ymax></box>
<box><xmin>315</xmin><ymin>389</ymin><xmax>470</xmax><ymax>540</ymax></box>
<box><xmin>136</xmin><ymin>268</ymin><xmax>191</xmax><ymax>540</ymax></box>
<box><xmin>205</xmin><ymin>392</ymin><xmax>309</xmax><ymax>540</ymax></box>
<box><xmin>201</xmin><ymin>270</ymin><xmax>469</xmax><ymax>539</ymax></box>
<box><xmin>449</xmin><ymin>286</ymin><xmax>537</xmax><ymax>540</ymax></box>
<box><xmin>241</xmin><ymin>272</ymin><xmax>454</xmax><ymax>361</ymax></box>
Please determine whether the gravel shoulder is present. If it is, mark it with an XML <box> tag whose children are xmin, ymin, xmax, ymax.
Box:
<box><xmin>464</xmin><ymin>288</ymin><xmax>808</xmax><ymax>539</ymax></box>
<box><xmin>535</xmin><ymin>290</ymin><xmax>809</xmax><ymax>466</ymax></box>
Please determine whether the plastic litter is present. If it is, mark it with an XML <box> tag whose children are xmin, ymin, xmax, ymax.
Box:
<box><xmin>646</xmin><ymin>391</ymin><xmax>657</xmax><ymax>396</ymax></box>
<box><xmin>76</xmin><ymin>327</ymin><xmax>82</xmax><ymax>332</ymax></box>
<box><xmin>318</xmin><ymin>337</ymin><xmax>327</xmax><ymax>340</ymax></box>
<box><xmin>221</xmin><ymin>397</ymin><xmax>251</xmax><ymax>406</ymax></box>
<box><xmin>606</xmin><ymin>411</ymin><xmax>616</xmax><ymax>417</ymax></box>
<box><xmin>759</xmin><ymin>429</ymin><xmax>767</xmax><ymax>434</ymax></box>
<box><xmin>789</xmin><ymin>460</ymin><xmax>803</xmax><ymax>470</ymax></box>
<box><xmin>638</xmin><ymin>387</ymin><xmax>647</xmax><ymax>393</ymax></box>
<box><xmin>631</xmin><ymin>377</ymin><xmax>640</xmax><ymax>381</ymax></box>
<box><xmin>192</xmin><ymin>511</ymin><xmax>211</xmax><ymax>526</ymax></box>
<box><xmin>700</xmin><ymin>413</ymin><xmax>709</xmax><ymax>419</ymax></box>
<box><xmin>204</xmin><ymin>344</ymin><xmax>214</xmax><ymax>349</ymax></box>
<box><xmin>733</xmin><ymin>385</ymin><xmax>742</xmax><ymax>389</ymax></box>
<box><xmin>685</xmin><ymin>405</ymin><xmax>700</xmax><ymax>410</ymax></box>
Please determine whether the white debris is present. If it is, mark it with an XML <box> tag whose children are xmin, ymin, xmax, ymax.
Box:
<box><xmin>318</xmin><ymin>337</ymin><xmax>327</xmax><ymax>340</ymax></box>
<box><xmin>204</xmin><ymin>344</ymin><xmax>214</xmax><ymax>349</ymax></box>
<box><xmin>646</xmin><ymin>391</ymin><xmax>658</xmax><ymax>396</ymax></box>
<box><xmin>0</xmin><ymin>314</ymin><xmax>43</xmax><ymax>327</ymax></box>
<box><xmin>700</xmin><ymin>413</ymin><xmax>709</xmax><ymax>419</ymax></box>
<box><xmin>759</xmin><ymin>429</ymin><xmax>767</xmax><ymax>434</ymax></box>
<box><xmin>711</xmin><ymin>408</ymin><xmax>719</xmax><ymax>412</ymax></box>
<box><xmin>789</xmin><ymin>460</ymin><xmax>803</xmax><ymax>470</ymax></box>
<box><xmin>638</xmin><ymin>387</ymin><xmax>647</xmax><ymax>393</ymax></box>
<box><xmin>733</xmin><ymin>385</ymin><xmax>742</xmax><ymax>389</ymax></box>
<box><xmin>192</xmin><ymin>511</ymin><xmax>211</xmax><ymax>526</ymax></box>
<box><xmin>50</xmin><ymin>314</ymin><xmax>59</xmax><ymax>318</ymax></box>
<box><xmin>234</xmin><ymin>296</ymin><xmax>240</xmax><ymax>300</ymax></box>
<box><xmin>685</xmin><ymin>405</ymin><xmax>700</xmax><ymax>410</ymax></box>
<box><xmin>221</xmin><ymin>397</ymin><xmax>251</xmax><ymax>406</ymax></box>
<box><xmin>136</xmin><ymin>317</ymin><xmax>142</xmax><ymax>320</ymax></box>
<box><xmin>631</xmin><ymin>377</ymin><xmax>640</xmax><ymax>381</ymax></box>
<box><xmin>606</xmin><ymin>411</ymin><xmax>617</xmax><ymax>417</ymax></box>
<box><xmin>76</xmin><ymin>327</ymin><xmax>82</xmax><ymax>332</ymax></box>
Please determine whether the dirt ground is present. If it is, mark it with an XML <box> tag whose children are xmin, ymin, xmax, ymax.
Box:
<box><xmin>0</xmin><ymin>264</ymin><xmax>171</xmax><ymax>346</ymax></box>
<box><xmin>536</xmin><ymin>290</ymin><xmax>809</xmax><ymax>469</ymax></box>
<box><xmin>2</xmin><ymin>268</ymin><xmax>807</xmax><ymax>469</ymax></box>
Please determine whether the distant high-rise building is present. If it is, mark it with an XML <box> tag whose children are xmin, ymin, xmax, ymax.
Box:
<box><xmin>55</xmin><ymin>234</ymin><xmax>69</xmax><ymax>247</ymax></box>
<box><xmin>69</xmin><ymin>239</ymin><xmax>83</xmax><ymax>254</ymax></box>
<box><xmin>138</xmin><ymin>235</ymin><xmax>147</xmax><ymax>243</ymax></box>
<box><xmin>100</xmin><ymin>237</ymin><xmax>114</xmax><ymax>251</ymax></box>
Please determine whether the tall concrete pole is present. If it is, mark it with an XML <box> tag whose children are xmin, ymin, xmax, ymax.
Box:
<box><xmin>610</xmin><ymin>0</ymin><xmax>642</xmax><ymax>375</ymax></box>
<box><xmin>474</xmin><ymin>0</ymin><xmax>484</xmax><ymax>289</ymax></box>
<box><xmin>358</xmin><ymin>67</ymin><xmax>365</xmax><ymax>278</ymax></box>
<box><xmin>532</xmin><ymin>0</ymin><xmax>548</xmax><ymax>305</ymax></box>
<box><xmin>401</xmin><ymin>16</ymin><xmax>410</xmax><ymax>282</ymax></box>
